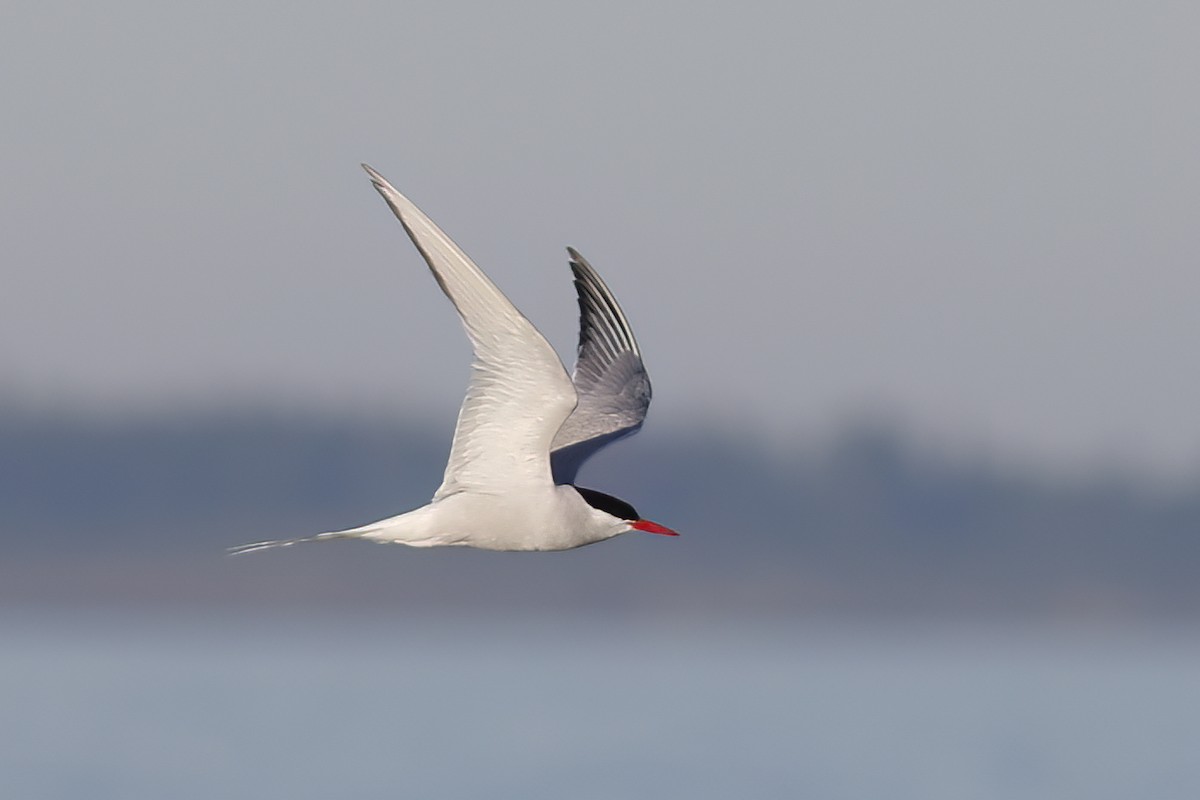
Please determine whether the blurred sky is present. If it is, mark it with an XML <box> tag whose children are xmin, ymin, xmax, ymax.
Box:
<box><xmin>3</xmin><ymin>1</ymin><xmax>1198</xmax><ymax>476</ymax></box>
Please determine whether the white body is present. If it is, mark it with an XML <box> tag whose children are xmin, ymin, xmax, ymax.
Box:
<box><xmin>337</xmin><ymin>486</ymin><xmax>624</xmax><ymax>552</ymax></box>
<box><xmin>229</xmin><ymin>165</ymin><xmax>671</xmax><ymax>555</ymax></box>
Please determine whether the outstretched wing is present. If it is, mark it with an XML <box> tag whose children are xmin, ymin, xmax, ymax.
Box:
<box><xmin>550</xmin><ymin>248</ymin><xmax>652</xmax><ymax>483</ymax></box>
<box><xmin>363</xmin><ymin>165</ymin><xmax>577</xmax><ymax>499</ymax></box>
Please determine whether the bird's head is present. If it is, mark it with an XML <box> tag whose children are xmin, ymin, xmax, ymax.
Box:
<box><xmin>572</xmin><ymin>485</ymin><xmax>679</xmax><ymax>539</ymax></box>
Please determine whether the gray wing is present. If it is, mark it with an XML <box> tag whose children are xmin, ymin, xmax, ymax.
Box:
<box><xmin>550</xmin><ymin>248</ymin><xmax>652</xmax><ymax>483</ymax></box>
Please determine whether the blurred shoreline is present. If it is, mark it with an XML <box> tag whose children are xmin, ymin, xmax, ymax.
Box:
<box><xmin>2</xmin><ymin>408</ymin><xmax>1198</xmax><ymax>623</ymax></box>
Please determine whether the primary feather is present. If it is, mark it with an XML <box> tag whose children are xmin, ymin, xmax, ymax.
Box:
<box><xmin>550</xmin><ymin>248</ymin><xmax>652</xmax><ymax>483</ymax></box>
<box><xmin>362</xmin><ymin>165</ymin><xmax>578</xmax><ymax>499</ymax></box>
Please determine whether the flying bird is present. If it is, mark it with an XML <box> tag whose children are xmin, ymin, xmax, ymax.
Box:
<box><xmin>230</xmin><ymin>165</ymin><xmax>677</xmax><ymax>554</ymax></box>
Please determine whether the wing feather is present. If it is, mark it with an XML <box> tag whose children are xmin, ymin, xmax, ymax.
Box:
<box><xmin>550</xmin><ymin>248</ymin><xmax>652</xmax><ymax>483</ymax></box>
<box><xmin>362</xmin><ymin>165</ymin><xmax>577</xmax><ymax>499</ymax></box>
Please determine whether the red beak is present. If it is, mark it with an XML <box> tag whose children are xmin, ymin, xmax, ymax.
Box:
<box><xmin>631</xmin><ymin>519</ymin><xmax>679</xmax><ymax>536</ymax></box>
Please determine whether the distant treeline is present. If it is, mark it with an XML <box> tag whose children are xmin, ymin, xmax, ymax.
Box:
<box><xmin>2</xmin><ymin>409</ymin><xmax>1197</xmax><ymax>619</ymax></box>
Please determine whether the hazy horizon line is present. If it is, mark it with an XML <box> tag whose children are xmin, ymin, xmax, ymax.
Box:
<box><xmin>3</xmin><ymin>394</ymin><xmax>1198</xmax><ymax>490</ymax></box>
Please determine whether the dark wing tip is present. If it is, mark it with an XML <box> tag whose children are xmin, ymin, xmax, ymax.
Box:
<box><xmin>566</xmin><ymin>249</ymin><xmax>640</xmax><ymax>361</ymax></box>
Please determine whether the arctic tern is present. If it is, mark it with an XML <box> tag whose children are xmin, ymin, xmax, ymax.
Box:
<box><xmin>230</xmin><ymin>165</ymin><xmax>677</xmax><ymax>554</ymax></box>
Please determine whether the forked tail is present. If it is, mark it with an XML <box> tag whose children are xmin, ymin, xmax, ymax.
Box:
<box><xmin>227</xmin><ymin>530</ymin><xmax>354</xmax><ymax>556</ymax></box>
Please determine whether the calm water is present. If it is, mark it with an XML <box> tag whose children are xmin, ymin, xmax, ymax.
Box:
<box><xmin>3</xmin><ymin>611</ymin><xmax>1198</xmax><ymax>799</ymax></box>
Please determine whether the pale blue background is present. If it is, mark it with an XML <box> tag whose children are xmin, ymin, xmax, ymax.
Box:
<box><xmin>5</xmin><ymin>613</ymin><xmax>1199</xmax><ymax>800</ymax></box>
<box><xmin>3</xmin><ymin>0</ymin><xmax>1199</xmax><ymax>476</ymax></box>
<box><xmin>3</xmin><ymin>4</ymin><xmax>1199</xmax><ymax>797</ymax></box>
